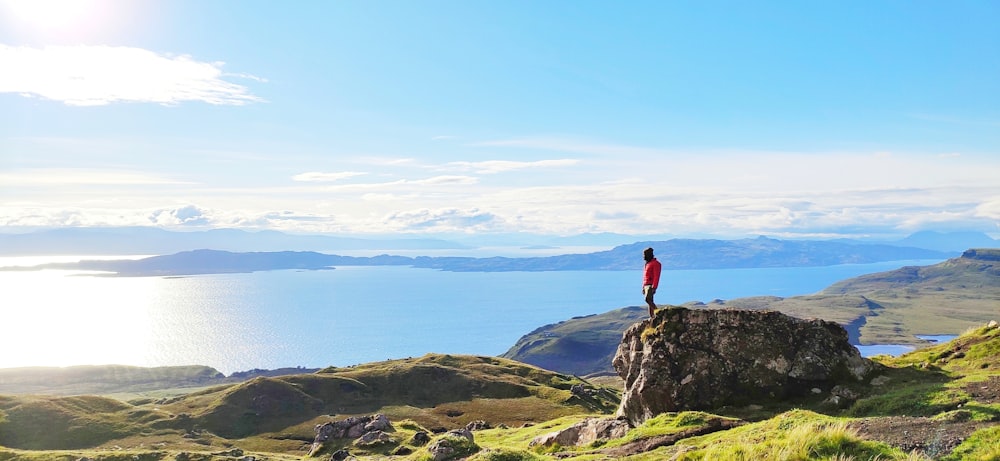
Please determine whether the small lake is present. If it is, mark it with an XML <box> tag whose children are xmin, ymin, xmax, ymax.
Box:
<box><xmin>856</xmin><ymin>334</ymin><xmax>959</xmax><ymax>357</ymax></box>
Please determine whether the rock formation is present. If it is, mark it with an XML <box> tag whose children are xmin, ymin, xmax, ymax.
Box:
<box><xmin>614</xmin><ymin>307</ymin><xmax>875</xmax><ymax>425</ymax></box>
<box><xmin>529</xmin><ymin>417</ymin><xmax>630</xmax><ymax>448</ymax></box>
<box><xmin>309</xmin><ymin>414</ymin><xmax>393</xmax><ymax>456</ymax></box>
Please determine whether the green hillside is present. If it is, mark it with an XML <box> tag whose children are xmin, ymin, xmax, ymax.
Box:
<box><xmin>1</xmin><ymin>325</ymin><xmax>998</xmax><ymax>460</ymax></box>
<box><xmin>0</xmin><ymin>354</ymin><xmax>618</xmax><ymax>456</ymax></box>
<box><xmin>501</xmin><ymin>307</ymin><xmax>649</xmax><ymax>377</ymax></box>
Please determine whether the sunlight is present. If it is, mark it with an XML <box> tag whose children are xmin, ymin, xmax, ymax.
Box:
<box><xmin>4</xmin><ymin>0</ymin><xmax>96</xmax><ymax>29</ymax></box>
<box><xmin>1</xmin><ymin>0</ymin><xmax>122</xmax><ymax>41</ymax></box>
<box><xmin>3</xmin><ymin>270</ymin><xmax>157</xmax><ymax>368</ymax></box>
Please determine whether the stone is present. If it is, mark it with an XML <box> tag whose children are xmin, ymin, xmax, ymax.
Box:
<box><xmin>614</xmin><ymin>307</ymin><xmax>875</xmax><ymax>426</ymax></box>
<box><xmin>871</xmin><ymin>375</ymin><xmax>891</xmax><ymax>386</ymax></box>
<box><xmin>354</xmin><ymin>430</ymin><xmax>392</xmax><ymax>446</ymax></box>
<box><xmin>529</xmin><ymin>417</ymin><xmax>630</xmax><ymax>447</ymax></box>
<box><xmin>465</xmin><ymin>420</ymin><xmax>491</xmax><ymax>431</ymax></box>
<box><xmin>411</xmin><ymin>431</ymin><xmax>431</xmax><ymax>446</ymax></box>
<box><xmin>426</xmin><ymin>429</ymin><xmax>476</xmax><ymax>461</ymax></box>
<box><xmin>309</xmin><ymin>414</ymin><xmax>394</xmax><ymax>456</ymax></box>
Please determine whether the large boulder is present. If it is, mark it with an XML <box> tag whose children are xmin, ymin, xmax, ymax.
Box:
<box><xmin>614</xmin><ymin>307</ymin><xmax>874</xmax><ymax>425</ymax></box>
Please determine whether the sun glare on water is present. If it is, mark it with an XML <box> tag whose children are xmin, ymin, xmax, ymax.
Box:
<box><xmin>3</xmin><ymin>269</ymin><xmax>158</xmax><ymax>369</ymax></box>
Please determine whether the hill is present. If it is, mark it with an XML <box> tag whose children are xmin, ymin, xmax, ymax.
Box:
<box><xmin>0</xmin><ymin>227</ymin><xmax>468</xmax><ymax>255</ymax></box>
<box><xmin>503</xmin><ymin>249</ymin><xmax>1000</xmax><ymax>376</ymax></box>
<box><xmin>0</xmin><ymin>365</ymin><xmax>320</xmax><ymax>397</ymax></box>
<box><xmin>0</xmin><ymin>354</ymin><xmax>617</xmax><ymax>451</ymax></box>
<box><xmin>2</xmin><ymin>227</ymin><xmax>992</xmax><ymax>256</ymax></box>
<box><xmin>0</xmin><ymin>326</ymin><xmax>998</xmax><ymax>460</ymax></box>
<box><xmin>4</xmin><ymin>236</ymin><xmax>955</xmax><ymax>276</ymax></box>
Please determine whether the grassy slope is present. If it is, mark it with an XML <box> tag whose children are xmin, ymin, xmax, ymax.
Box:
<box><xmin>818</xmin><ymin>249</ymin><xmax>1000</xmax><ymax>344</ymax></box>
<box><xmin>0</xmin><ymin>354</ymin><xmax>619</xmax><ymax>458</ymax></box>
<box><xmin>500</xmin><ymin>307</ymin><xmax>649</xmax><ymax>377</ymax></box>
<box><xmin>2</xmin><ymin>326</ymin><xmax>998</xmax><ymax>460</ymax></box>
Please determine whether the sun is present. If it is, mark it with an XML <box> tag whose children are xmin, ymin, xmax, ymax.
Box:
<box><xmin>1</xmin><ymin>0</ymin><xmax>114</xmax><ymax>40</ymax></box>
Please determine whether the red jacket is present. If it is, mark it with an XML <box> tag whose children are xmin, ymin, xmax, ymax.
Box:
<box><xmin>643</xmin><ymin>258</ymin><xmax>662</xmax><ymax>289</ymax></box>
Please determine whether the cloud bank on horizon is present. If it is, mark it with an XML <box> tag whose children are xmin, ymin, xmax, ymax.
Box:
<box><xmin>1</xmin><ymin>1</ymin><xmax>998</xmax><ymax>239</ymax></box>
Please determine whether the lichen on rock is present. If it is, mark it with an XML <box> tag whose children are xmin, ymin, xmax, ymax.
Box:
<box><xmin>614</xmin><ymin>307</ymin><xmax>875</xmax><ymax>426</ymax></box>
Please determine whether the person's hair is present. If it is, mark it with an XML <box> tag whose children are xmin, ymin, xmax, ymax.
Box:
<box><xmin>643</xmin><ymin>247</ymin><xmax>654</xmax><ymax>258</ymax></box>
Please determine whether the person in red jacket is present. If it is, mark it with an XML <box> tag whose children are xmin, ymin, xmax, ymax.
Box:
<box><xmin>642</xmin><ymin>247</ymin><xmax>662</xmax><ymax>318</ymax></box>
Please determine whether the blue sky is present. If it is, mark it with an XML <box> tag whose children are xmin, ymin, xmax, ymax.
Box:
<box><xmin>1</xmin><ymin>0</ymin><xmax>998</xmax><ymax>239</ymax></box>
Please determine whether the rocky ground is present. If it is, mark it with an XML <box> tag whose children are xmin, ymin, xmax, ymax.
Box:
<box><xmin>851</xmin><ymin>416</ymin><xmax>992</xmax><ymax>458</ymax></box>
<box><xmin>850</xmin><ymin>376</ymin><xmax>1000</xmax><ymax>458</ymax></box>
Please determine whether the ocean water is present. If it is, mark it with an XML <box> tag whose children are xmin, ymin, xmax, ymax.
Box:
<box><xmin>0</xmin><ymin>258</ymin><xmax>945</xmax><ymax>374</ymax></box>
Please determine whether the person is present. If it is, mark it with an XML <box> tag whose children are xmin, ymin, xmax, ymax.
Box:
<box><xmin>642</xmin><ymin>247</ymin><xmax>662</xmax><ymax>318</ymax></box>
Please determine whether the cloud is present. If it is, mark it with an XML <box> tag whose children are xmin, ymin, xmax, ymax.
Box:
<box><xmin>292</xmin><ymin>171</ymin><xmax>367</xmax><ymax>182</ymax></box>
<box><xmin>441</xmin><ymin>159</ymin><xmax>579</xmax><ymax>174</ymax></box>
<box><xmin>319</xmin><ymin>175</ymin><xmax>478</xmax><ymax>192</ymax></box>
<box><xmin>148</xmin><ymin>205</ymin><xmax>211</xmax><ymax>226</ymax></box>
<box><xmin>591</xmin><ymin>210</ymin><xmax>639</xmax><ymax>220</ymax></box>
<box><xmin>383</xmin><ymin>208</ymin><xmax>505</xmax><ymax>232</ymax></box>
<box><xmin>0</xmin><ymin>44</ymin><xmax>264</xmax><ymax>106</ymax></box>
<box><xmin>472</xmin><ymin>137</ymin><xmax>665</xmax><ymax>157</ymax></box>
<box><xmin>0</xmin><ymin>168</ymin><xmax>189</xmax><ymax>186</ymax></box>
<box><xmin>412</xmin><ymin>175</ymin><xmax>478</xmax><ymax>185</ymax></box>
<box><xmin>359</xmin><ymin>157</ymin><xmax>416</xmax><ymax>166</ymax></box>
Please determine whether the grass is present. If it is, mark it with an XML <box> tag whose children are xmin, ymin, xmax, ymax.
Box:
<box><xmin>1</xmin><ymin>316</ymin><xmax>998</xmax><ymax>460</ymax></box>
<box><xmin>941</xmin><ymin>425</ymin><xmax>1000</xmax><ymax>461</ymax></box>
<box><xmin>666</xmin><ymin>410</ymin><xmax>921</xmax><ymax>461</ymax></box>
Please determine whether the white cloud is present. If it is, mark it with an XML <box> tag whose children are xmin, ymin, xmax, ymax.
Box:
<box><xmin>319</xmin><ymin>175</ymin><xmax>478</xmax><ymax>192</ymax></box>
<box><xmin>412</xmin><ymin>175</ymin><xmax>478</xmax><ymax>185</ymax></box>
<box><xmin>383</xmin><ymin>207</ymin><xmax>506</xmax><ymax>233</ymax></box>
<box><xmin>441</xmin><ymin>159</ymin><xmax>579</xmax><ymax>174</ymax></box>
<box><xmin>359</xmin><ymin>157</ymin><xmax>416</xmax><ymax>166</ymax></box>
<box><xmin>149</xmin><ymin>205</ymin><xmax>211</xmax><ymax>226</ymax></box>
<box><xmin>472</xmin><ymin>137</ymin><xmax>665</xmax><ymax>157</ymax></box>
<box><xmin>292</xmin><ymin>171</ymin><xmax>367</xmax><ymax>182</ymax></box>
<box><xmin>0</xmin><ymin>169</ymin><xmax>190</xmax><ymax>186</ymax></box>
<box><xmin>0</xmin><ymin>44</ymin><xmax>264</xmax><ymax>106</ymax></box>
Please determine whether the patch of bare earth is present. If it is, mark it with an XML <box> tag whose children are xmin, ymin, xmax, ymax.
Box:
<box><xmin>850</xmin><ymin>417</ymin><xmax>994</xmax><ymax>457</ymax></box>
<box><xmin>962</xmin><ymin>375</ymin><xmax>1000</xmax><ymax>404</ymax></box>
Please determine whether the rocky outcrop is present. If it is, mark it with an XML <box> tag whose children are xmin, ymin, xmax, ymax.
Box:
<box><xmin>425</xmin><ymin>428</ymin><xmax>478</xmax><ymax>461</ymax></box>
<box><xmin>308</xmin><ymin>414</ymin><xmax>393</xmax><ymax>456</ymax></box>
<box><xmin>614</xmin><ymin>307</ymin><xmax>875</xmax><ymax>425</ymax></box>
<box><xmin>529</xmin><ymin>417</ymin><xmax>630</xmax><ymax>448</ymax></box>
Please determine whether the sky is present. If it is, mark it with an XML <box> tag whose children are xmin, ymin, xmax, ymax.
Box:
<box><xmin>1</xmin><ymin>0</ymin><xmax>998</xmax><ymax>240</ymax></box>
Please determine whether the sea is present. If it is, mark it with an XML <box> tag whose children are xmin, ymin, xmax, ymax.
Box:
<box><xmin>0</xmin><ymin>255</ymin><xmax>950</xmax><ymax>375</ymax></box>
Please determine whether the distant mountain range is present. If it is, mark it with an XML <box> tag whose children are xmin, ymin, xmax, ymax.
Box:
<box><xmin>0</xmin><ymin>227</ymin><xmax>995</xmax><ymax>255</ymax></box>
<box><xmin>0</xmin><ymin>226</ymin><xmax>469</xmax><ymax>255</ymax></box>
<box><xmin>1</xmin><ymin>236</ymin><xmax>964</xmax><ymax>276</ymax></box>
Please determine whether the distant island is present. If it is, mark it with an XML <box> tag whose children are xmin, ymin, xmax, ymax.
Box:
<box><xmin>2</xmin><ymin>236</ymin><xmax>957</xmax><ymax>276</ymax></box>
